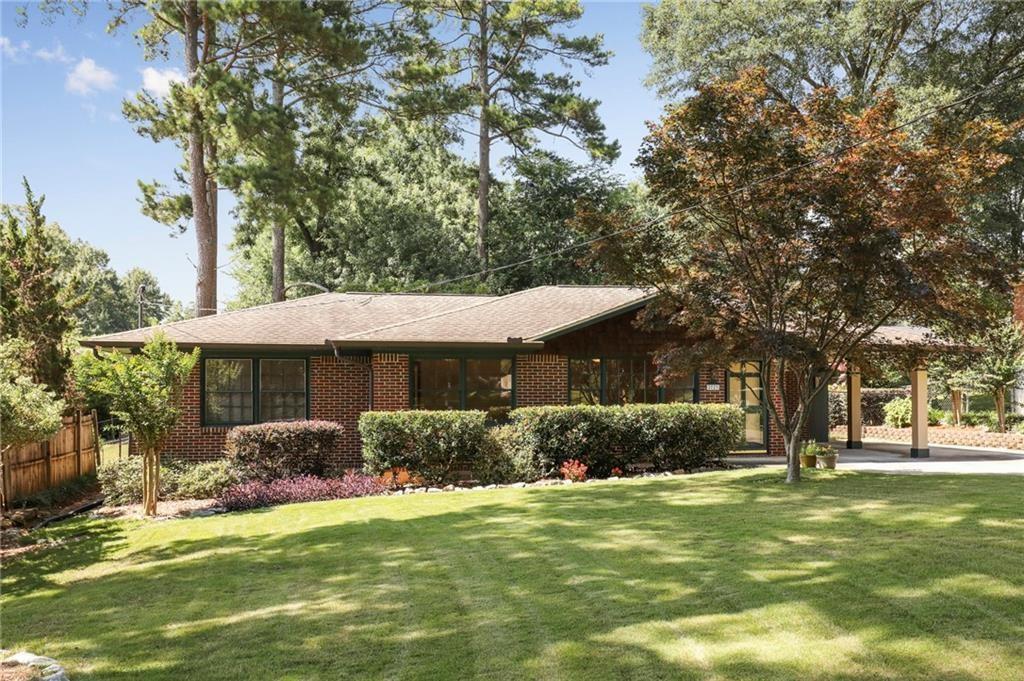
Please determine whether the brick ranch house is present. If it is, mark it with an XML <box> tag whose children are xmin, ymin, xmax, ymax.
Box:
<box><xmin>81</xmin><ymin>285</ymin><xmax>928</xmax><ymax>465</ymax></box>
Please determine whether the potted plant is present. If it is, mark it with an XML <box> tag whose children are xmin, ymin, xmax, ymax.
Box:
<box><xmin>799</xmin><ymin>442</ymin><xmax>818</xmax><ymax>469</ymax></box>
<box><xmin>810</xmin><ymin>443</ymin><xmax>838</xmax><ymax>469</ymax></box>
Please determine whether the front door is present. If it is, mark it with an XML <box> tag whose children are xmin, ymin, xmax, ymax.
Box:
<box><xmin>727</xmin><ymin>362</ymin><xmax>768</xmax><ymax>450</ymax></box>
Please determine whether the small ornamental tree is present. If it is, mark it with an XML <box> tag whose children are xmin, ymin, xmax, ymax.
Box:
<box><xmin>581</xmin><ymin>69</ymin><xmax>1017</xmax><ymax>482</ymax></box>
<box><xmin>963</xmin><ymin>318</ymin><xmax>1024</xmax><ymax>432</ymax></box>
<box><xmin>0</xmin><ymin>339</ymin><xmax>65</xmax><ymax>509</ymax></box>
<box><xmin>77</xmin><ymin>335</ymin><xmax>198</xmax><ymax>515</ymax></box>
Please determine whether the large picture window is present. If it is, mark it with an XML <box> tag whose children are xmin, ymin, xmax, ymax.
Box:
<box><xmin>203</xmin><ymin>357</ymin><xmax>308</xmax><ymax>426</ymax></box>
<box><xmin>411</xmin><ymin>357</ymin><xmax>514</xmax><ymax>413</ymax></box>
<box><xmin>260</xmin><ymin>359</ymin><xmax>306</xmax><ymax>422</ymax></box>
<box><xmin>570</xmin><ymin>356</ymin><xmax>699</xmax><ymax>406</ymax></box>
<box><xmin>204</xmin><ymin>358</ymin><xmax>254</xmax><ymax>425</ymax></box>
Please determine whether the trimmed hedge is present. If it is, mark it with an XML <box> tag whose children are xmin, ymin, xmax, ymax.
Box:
<box><xmin>829</xmin><ymin>387</ymin><xmax>910</xmax><ymax>427</ymax></box>
<box><xmin>359</xmin><ymin>410</ymin><xmax>491</xmax><ymax>484</ymax></box>
<box><xmin>359</xmin><ymin>404</ymin><xmax>743</xmax><ymax>484</ymax></box>
<box><xmin>510</xmin><ymin>404</ymin><xmax>743</xmax><ymax>477</ymax></box>
<box><xmin>224</xmin><ymin>420</ymin><xmax>343</xmax><ymax>481</ymax></box>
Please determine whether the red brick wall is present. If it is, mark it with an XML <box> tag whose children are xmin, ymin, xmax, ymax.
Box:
<box><xmin>309</xmin><ymin>355</ymin><xmax>370</xmax><ymax>469</ymax></box>
<box><xmin>516</xmin><ymin>354</ymin><xmax>569</xmax><ymax>406</ymax></box>
<box><xmin>698</xmin><ymin>367</ymin><xmax>726</xmax><ymax>403</ymax></box>
<box><xmin>148</xmin><ymin>364</ymin><xmax>230</xmax><ymax>463</ymax></box>
<box><xmin>371</xmin><ymin>353</ymin><xmax>410</xmax><ymax>411</ymax></box>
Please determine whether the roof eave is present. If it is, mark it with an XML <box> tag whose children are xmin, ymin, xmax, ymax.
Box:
<box><xmin>79</xmin><ymin>339</ymin><xmax>335</xmax><ymax>354</ymax></box>
<box><xmin>328</xmin><ymin>339</ymin><xmax>545</xmax><ymax>351</ymax></box>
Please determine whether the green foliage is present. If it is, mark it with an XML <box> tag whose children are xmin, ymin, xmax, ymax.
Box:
<box><xmin>801</xmin><ymin>442</ymin><xmax>835</xmax><ymax>458</ymax></box>
<box><xmin>475</xmin><ymin>424</ymin><xmax>544</xmax><ymax>485</ymax></box>
<box><xmin>510</xmin><ymin>404</ymin><xmax>743</xmax><ymax>477</ymax></box>
<box><xmin>75</xmin><ymin>335</ymin><xmax>199</xmax><ymax>453</ymax></box>
<box><xmin>98</xmin><ymin>458</ymin><xmax>241</xmax><ymax>504</ymax></box>
<box><xmin>1</xmin><ymin>179</ymin><xmax>81</xmax><ymax>394</ymax></box>
<box><xmin>960</xmin><ymin>318</ymin><xmax>1024</xmax><ymax>431</ymax></box>
<box><xmin>169</xmin><ymin>460</ymin><xmax>243</xmax><ymax>501</ymax></box>
<box><xmin>224</xmin><ymin>421</ymin><xmax>345</xmax><ymax>482</ymax></box>
<box><xmin>883</xmin><ymin>397</ymin><xmax>913</xmax><ymax>428</ymax></box>
<box><xmin>359</xmin><ymin>410</ymin><xmax>492</xmax><ymax>485</ymax></box>
<box><xmin>828</xmin><ymin>387</ymin><xmax>910</xmax><ymax>427</ymax></box>
<box><xmin>0</xmin><ymin>338</ymin><xmax>65</xmax><ymax>452</ymax></box>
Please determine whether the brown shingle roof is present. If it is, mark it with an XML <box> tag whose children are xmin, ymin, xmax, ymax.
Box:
<box><xmin>81</xmin><ymin>292</ymin><xmax>493</xmax><ymax>350</ymax></box>
<box><xmin>80</xmin><ymin>286</ymin><xmax>654</xmax><ymax>351</ymax></box>
<box><xmin>334</xmin><ymin>286</ymin><xmax>654</xmax><ymax>346</ymax></box>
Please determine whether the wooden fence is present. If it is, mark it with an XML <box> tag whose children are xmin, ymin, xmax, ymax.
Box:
<box><xmin>2</xmin><ymin>410</ymin><xmax>100</xmax><ymax>507</ymax></box>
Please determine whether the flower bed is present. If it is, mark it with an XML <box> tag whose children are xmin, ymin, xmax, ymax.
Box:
<box><xmin>830</xmin><ymin>426</ymin><xmax>1024</xmax><ymax>450</ymax></box>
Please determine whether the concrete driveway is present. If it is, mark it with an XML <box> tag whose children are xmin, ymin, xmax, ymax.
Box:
<box><xmin>730</xmin><ymin>440</ymin><xmax>1024</xmax><ymax>475</ymax></box>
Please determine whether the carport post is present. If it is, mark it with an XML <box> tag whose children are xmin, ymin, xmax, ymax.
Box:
<box><xmin>910</xmin><ymin>365</ymin><xmax>929</xmax><ymax>458</ymax></box>
<box><xmin>846</xmin><ymin>365</ymin><xmax>862</xmax><ymax>449</ymax></box>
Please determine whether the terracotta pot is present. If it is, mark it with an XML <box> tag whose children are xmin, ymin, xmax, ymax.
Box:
<box><xmin>799</xmin><ymin>454</ymin><xmax>817</xmax><ymax>469</ymax></box>
<box><xmin>817</xmin><ymin>455</ymin><xmax>837</xmax><ymax>470</ymax></box>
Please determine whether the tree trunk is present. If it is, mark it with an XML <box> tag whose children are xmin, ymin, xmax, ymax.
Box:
<box><xmin>950</xmin><ymin>389</ymin><xmax>962</xmax><ymax>426</ymax></box>
<box><xmin>784</xmin><ymin>431</ymin><xmax>801</xmax><ymax>483</ymax></box>
<box><xmin>995</xmin><ymin>389</ymin><xmax>1006</xmax><ymax>433</ymax></box>
<box><xmin>271</xmin><ymin>76</ymin><xmax>286</xmax><ymax>303</ymax></box>
<box><xmin>142</xmin><ymin>446</ymin><xmax>159</xmax><ymax>516</ymax></box>
<box><xmin>475</xmin><ymin>0</ymin><xmax>490</xmax><ymax>278</ymax></box>
<box><xmin>185</xmin><ymin>1</ymin><xmax>217</xmax><ymax>317</ymax></box>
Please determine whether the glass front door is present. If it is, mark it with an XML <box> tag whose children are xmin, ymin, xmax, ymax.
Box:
<box><xmin>727</xmin><ymin>362</ymin><xmax>767</xmax><ymax>450</ymax></box>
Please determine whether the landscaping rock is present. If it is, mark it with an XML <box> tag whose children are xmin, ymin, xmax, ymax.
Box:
<box><xmin>2</xmin><ymin>651</ymin><xmax>69</xmax><ymax>680</ymax></box>
<box><xmin>427</xmin><ymin>487</ymin><xmax>442</xmax><ymax>493</ymax></box>
<box><xmin>510</xmin><ymin>482</ymin><xmax>527</xmax><ymax>488</ymax></box>
<box><xmin>442</xmin><ymin>484</ymin><xmax>455</xmax><ymax>491</ymax></box>
<box><xmin>10</xmin><ymin>509</ymin><xmax>38</xmax><ymax>526</ymax></box>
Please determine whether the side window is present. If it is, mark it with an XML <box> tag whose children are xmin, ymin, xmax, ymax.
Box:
<box><xmin>259</xmin><ymin>359</ymin><xmax>306</xmax><ymax>421</ymax></box>
<box><xmin>204</xmin><ymin>359</ymin><xmax>254</xmax><ymax>425</ymax></box>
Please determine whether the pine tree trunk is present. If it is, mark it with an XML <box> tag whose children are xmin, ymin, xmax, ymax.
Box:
<box><xmin>185</xmin><ymin>1</ymin><xmax>217</xmax><ymax>317</ymax></box>
<box><xmin>951</xmin><ymin>390</ymin><xmax>962</xmax><ymax>426</ymax></box>
<box><xmin>271</xmin><ymin>76</ymin><xmax>286</xmax><ymax>303</ymax></box>
<box><xmin>475</xmin><ymin>0</ymin><xmax>490</xmax><ymax>278</ymax></box>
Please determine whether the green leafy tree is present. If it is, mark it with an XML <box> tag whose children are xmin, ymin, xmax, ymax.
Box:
<box><xmin>77</xmin><ymin>335</ymin><xmax>199</xmax><ymax>515</ymax></box>
<box><xmin>0</xmin><ymin>179</ymin><xmax>82</xmax><ymax>394</ymax></box>
<box><xmin>415</xmin><ymin>0</ymin><xmax>619</xmax><ymax>274</ymax></box>
<box><xmin>962</xmin><ymin>318</ymin><xmax>1024</xmax><ymax>432</ymax></box>
<box><xmin>0</xmin><ymin>339</ymin><xmax>65</xmax><ymax>509</ymax></box>
<box><xmin>584</xmin><ymin>70</ymin><xmax>1015</xmax><ymax>483</ymax></box>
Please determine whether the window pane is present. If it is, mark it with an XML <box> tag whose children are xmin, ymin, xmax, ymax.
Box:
<box><xmin>570</xmin><ymin>358</ymin><xmax>601</xmax><ymax>405</ymax></box>
<box><xmin>606</xmin><ymin>358</ymin><xmax>658</xmax><ymax>405</ymax></box>
<box><xmin>260</xmin><ymin>359</ymin><xmax>306</xmax><ymax>422</ymax></box>
<box><xmin>413</xmin><ymin>358</ymin><xmax>461</xmax><ymax>410</ymax></box>
<box><xmin>465</xmin><ymin>358</ymin><xmax>513</xmax><ymax>412</ymax></box>
<box><xmin>663</xmin><ymin>371</ymin><xmax>698</xmax><ymax>403</ymax></box>
<box><xmin>205</xmin><ymin>359</ymin><xmax>253</xmax><ymax>425</ymax></box>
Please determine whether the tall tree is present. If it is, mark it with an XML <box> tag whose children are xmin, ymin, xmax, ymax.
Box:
<box><xmin>417</xmin><ymin>0</ymin><xmax>618</xmax><ymax>274</ymax></box>
<box><xmin>582</xmin><ymin>70</ymin><xmax>1016</xmax><ymax>482</ymax></box>
<box><xmin>962</xmin><ymin>318</ymin><xmax>1024</xmax><ymax>432</ymax></box>
<box><xmin>0</xmin><ymin>180</ymin><xmax>81</xmax><ymax>395</ymax></box>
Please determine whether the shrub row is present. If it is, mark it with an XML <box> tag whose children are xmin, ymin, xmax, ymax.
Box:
<box><xmin>359</xmin><ymin>404</ymin><xmax>743</xmax><ymax>484</ymax></box>
<box><xmin>218</xmin><ymin>472</ymin><xmax>385</xmax><ymax>511</ymax></box>
<box><xmin>98</xmin><ymin>458</ymin><xmax>241</xmax><ymax>504</ymax></box>
<box><xmin>224</xmin><ymin>420</ymin><xmax>343</xmax><ymax>481</ymax></box>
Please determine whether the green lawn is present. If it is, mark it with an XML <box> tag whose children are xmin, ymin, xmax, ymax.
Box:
<box><xmin>4</xmin><ymin>469</ymin><xmax>1023</xmax><ymax>680</ymax></box>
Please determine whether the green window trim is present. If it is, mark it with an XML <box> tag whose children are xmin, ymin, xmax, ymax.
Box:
<box><xmin>200</xmin><ymin>356</ymin><xmax>311</xmax><ymax>427</ymax></box>
<box><xmin>408</xmin><ymin>356</ymin><xmax>517</xmax><ymax>412</ymax></box>
<box><xmin>568</xmin><ymin>356</ymin><xmax>699</xmax><ymax>406</ymax></box>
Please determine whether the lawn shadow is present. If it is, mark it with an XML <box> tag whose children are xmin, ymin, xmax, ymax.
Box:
<box><xmin>3</xmin><ymin>471</ymin><xmax>1023</xmax><ymax>680</ymax></box>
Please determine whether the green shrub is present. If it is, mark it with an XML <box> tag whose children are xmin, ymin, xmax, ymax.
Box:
<box><xmin>510</xmin><ymin>403</ymin><xmax>743</xmax><ymax>477</ymax></box>
<box><xmin>359</xmin><ymin>410</ymin><xmax>490</xmax><ymax>484</ymax></box>
<box><xmin>475</xmin><ymin>424</ymin><xmax>544</xmax><ymax>484</ymax></box>
<box><xmin>98</xmin><ymin>457</ymin><xmax>175</xmax><ymax>505</ymax></box>
<box><xmin>928</xmin><ymin>408</ymin><xmax>944</xmax><ymax>426</ymax></box>
<box><xmin>224</xmin><ymin>420</ymin><xmax>343</xmax><ymax>482</ymax></box>
<box><xmin>802</xmin><ymin>442</ymin><xmax>835</xmax><ymax>457</ymax></box>
<box><xmin>829</xmin><ymin>387</ymin><xmax>910</xmax><ymax>427</ymax></box>
<box><xmin>169</xmin><ymin>460</ymin><xmax>243</xmax><ymax>500</ymax></box>
<box><xmin>883</xmin><ymin>397</ymin><xmax>913</xmax><ymax>428</ymax></box>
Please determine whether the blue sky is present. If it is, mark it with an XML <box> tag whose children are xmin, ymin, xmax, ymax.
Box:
<box><xmin>1</xmin><ymin>2</ymin><xmax>664</xmax><ymax>306</ymax></box>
